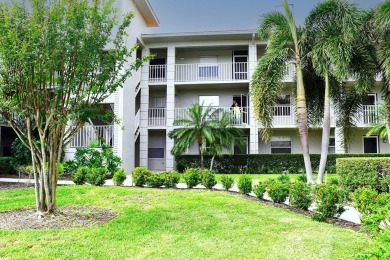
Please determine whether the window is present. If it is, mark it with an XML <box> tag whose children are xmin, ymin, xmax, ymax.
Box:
<box><xmin>274</xmin><ymin>95</ymin><xmax>291</xmax><ymax>116</ymax></box>
<box><xmin>199</xmin><ymin>96</ymin><xmax>219</xmax><ymax>107</ymax></box>
<box><xmin>271</xmin><ymin>137</ymin><xmax>291</xmax><ymax>154</ymax></box>
<box><xmin>148</xmin><ymin>148</ymin><xmax>164</xmax><ymax>158</ymax></box>
<box><xmin>328</xmin><ymin>137</ymin><xmax>335</xmax><ymax>153</ymax></box>
<box><xmin>199</xmin><ymin>56</ymin><xmax>218</xmax><ymax>78</ymax></box>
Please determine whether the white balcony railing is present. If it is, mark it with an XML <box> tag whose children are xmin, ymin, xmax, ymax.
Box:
<box><xmin>174</xmin><ymin>107</ymin><xmax>249</xmax><ymax>126</ymax></box>
<box><xmin>283</xmin><ymin>62</ymin><xmax>296</xmax><ymax>82</ymax></box>
<box><xmin>148</xmin><ymin>108</ymin><xmax>166</xmax><ymax>126</ymax></box>
<box><xmin>356</xmin><ymin>105</ymin><xmax>383</xmax><ymax>126</ymax></box>
<box><xmin>273</xmin><ymin>105</ymin><xmax>295</xmax><ymax>126</ymax></box>
<box><xmin>70</xmin><ymin>125</ymin><xmax>114</xmax><ymax>148</ymax></box>
<box><xmin>175</xmin><ymin>62</ymin><xmax>248</xmax><ymax>82</ymax></box>
<box><xmin>149</xmin><ymin>65</ymin><xmax>167</xmax><ymax>82</ymax></box>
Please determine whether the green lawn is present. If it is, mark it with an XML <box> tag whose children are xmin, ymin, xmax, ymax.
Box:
<box><xmin>0</xmin><ymin>186</ymin><xmax>368</xmax><ymax>259</ymax></box>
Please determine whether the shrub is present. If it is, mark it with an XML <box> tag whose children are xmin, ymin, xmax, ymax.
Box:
<box><xmin>337</xmin><ymin>157</ymin><xmax>390</xmax><ymax>193</ymax></box>
<box><xmin>183</xmin><ymin>168</ymin><xmax>201</xmax><ymax>188</ymax></box>
<box><xmin>287</xmin><ymin>166</ymin><xmax>299</xmax><ymax>174</ymax></box>
<box><xmin>289</xmin><ymin>181</ymin><xmax>313</xmax><ymax>210</ymax></box>
<box><xmin>325</xmin><ymin>165</ymin><xmax>337</xmax><ymax>173</ymax></box>
<box><xmin>132</xmin><ymin>167</ymin><xmax>151</xmax><ymax>187</ymax></box>
<box><xmin>201</xmin><ymin>169</ymin><xmax>217</xmax><ymax>189</ymax></box>
<box><xmin>328</xmin><ymin>178</ymin><xmax>339</xmax><ymax>186</ymax></box>
<box><xmin>237</xmin><ymin>175</ymin><xmax>252</xmax><ymax>194</ymax></box>
<box><xmin>146</xmin><ymin>173</ymin><xmax>164</xmax><ymax>188</ymax></box>
<box><xmin>16</xmin><ymin>165</ymin><xmax>34</xmax><ymax>178</ymax></box>
<box><xmin>314</xmin><ymin>184</ymin><xmax>346</xmax><ymax>219</ymax></box>
<box><xmin>162</xmin><ymin>171</ymin><xmax>180</xmax><ymax>188</ymax></box>
<box><xmin>311</xmin><ymin>214</ymin><xmax>327</xmax><ymax>222</ymax></box>
<box><xmin>113</xmin><ymin>168</ymin><xmax>126</xmax><ymax>186</ymax></box>
<box><xmin>297</xmin><ymin>174</ymin><xmax>307</xmax><ymax>183</ymax></box>
<box><xmin>220</xmin><ymin>175</ymin><xmax>234</xmax><ymax>191</ymax></box>
<box><xmin>353</xmin><ymin>187</ymin><xmax>379</xmax><ymax>215</ymax></box>
<box><xmin>258</xmin><ymin>166</ymin><xmax>270</xmax><ymax>174</ymax></box>
<box><xmin>277</xmin><ymin>174</ymin><xmax>291</xmax><ymax>184</ymax></box>
<box><xmin>253</xmin><ymin>182</ymin><xmax>267</xmax><ymax>199</ymax></box>
<box><xmin>86</xmin><ymin>167</ymin><xmax>106</xmax><ymax>186</ymax></box>
<box><xmin>271</xmin><ymin>167</ymin><xmax>284</xmax><ymax>174</ymax></box>
<box><xmin>267</xmin><ymin>181</ymin><xmax>289</xmax><ymax>203</ymax></box>
<box><xmin>11</xmin><ymin>137</ymin><xmax>31</xmax><ymax>167</ymax></box>
<box><xmin>72</xmin><ymin>167</ymin><xmax>88</xmax><ymax>185</ymax></box>
<box><xmin>354</xmin><ymin>230</ymin><xmax>390</xmax><ymax>260</ymax></box>
<box><xmin>0</xmin><ymin>157</ymin><xmax>16</xmax><ymax>175</ymax></box>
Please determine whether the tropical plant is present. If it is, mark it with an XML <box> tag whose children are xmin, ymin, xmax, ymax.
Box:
<box><xmin>113</xmin><ymin>169</ymin><xmax>127</xmax><ymax>186</ymax></box>
<box><xmin>0</xmin><ymin>0</ymin><xmax>149</xmax><ymax>214</ymax></box>
<box><xmin>251</xmin><ymin>0</ymin><xmax>314</xmax><ymax>183</ymax></box>
<box><xmin>220</xmin><ymin>175</ymin><xmax>234</xmax><ymax>191</ymax></box>
<box><xmin>305</xmin><ymin>0</ymin><xmax>377</xmax><ymax>184</ymax></box>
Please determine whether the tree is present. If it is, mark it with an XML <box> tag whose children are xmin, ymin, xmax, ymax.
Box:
<box><xmin>0</xmin><ymin>0</ymin><xmax>149</xmax><ymax>215</ymax></box>
<box><xmin>251</xmin><ymin>0</ymin><xmax>314</xmax><ymax>183</ymax></box>
<box><xmin>304</xmin><ymin>0</ymin><xmax>376</xmax><ymax>183</ymax></box>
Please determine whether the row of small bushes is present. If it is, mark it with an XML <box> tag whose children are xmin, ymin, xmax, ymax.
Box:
<box><xmin>176</xmin><ymin>154</ymin><xmax>390</xmax><ymax>173</ymax></box>
<box><xmin>72</xmin><ymin>167</ymin><xmax>126</xmax><ymax>186</ymax></box>
<box><xmin>133</xmin><ymin>167</ymin><xmax>181</xmax><ymax>188</ymax></box>
<box><xmin>0</xmin><ymin>157</ymin><xmax>16</xmax><ymax>175</ymax></box>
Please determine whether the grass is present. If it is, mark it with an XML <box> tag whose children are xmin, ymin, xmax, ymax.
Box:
<box><xmin>0</xmin><ymin>186</ymin><xmax>369</xmax><ymax>259</ymax></box>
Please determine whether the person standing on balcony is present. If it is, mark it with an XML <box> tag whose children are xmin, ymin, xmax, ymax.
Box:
<box><xmin>233</xmin><ymin>101</ymin><xmax>241</xmax><ymax>124</ymax></box>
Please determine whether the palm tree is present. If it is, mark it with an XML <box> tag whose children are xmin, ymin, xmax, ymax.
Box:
<box><xmin>305</xmin><ymin>0</ymin><xmax>377</xmax><ymax>183</ymax></box>
<box><xmin>208</xmin><ymin>112</ymin><xmax>246</xmax><ymax>171</ymax></box>
<box><xmin>251</xmin><ymin>0</ymin><xmax>314</xmax><ymax>183</ymax></box>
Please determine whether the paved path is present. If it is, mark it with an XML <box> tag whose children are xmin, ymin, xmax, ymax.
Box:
<box><xmin>0</xmin><ymin>177</ymin><xmax>361</xmax><ymax>224</ymax></box>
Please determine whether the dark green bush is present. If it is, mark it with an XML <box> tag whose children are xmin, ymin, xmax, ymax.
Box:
<box><xmin>313</xmin><ymin>184</ymin><xmax>347</xmax><ymax>219</ymax></box>
<box><xmin>237</xmin><ymin>175</ymin><xmax>252</xmax><ymax>194</ymax></box>
<box><xmin>337</xmin><ymin>158</ymin><xmax>390</xmax><ymax>193</ymax></box>
<box><xmin>113</xmin><ymin>168</ymin><xmax>126</xmax><ymax>186</ymax></box>
<box><xmin>0</xmin><ymin>157</ymin><xmax>16</xmax><ymax>175</ymax></box>
<box><xmin>201</xmin><ymin>170</ymin><xmax>217</xmax><ymax>189</ymax></box>
<box><xmin>258</xmin><ymin>166</ymin><xmax>270</xmax><ymax>174</ymax></box>
<box><xmin>132</xmin><ymin>167</ymin><xmax>151</xmax><ymax>187</ymax></box>
<box><xmin>267</xmin><ymin>181</ymin><xmax>289</xmax><ymax>203</ymax></box>
<box><xmin>11</xmin><ymin>138</ymin><xmax>31</xmax><ymax>167</ymax></box>
<box><xmin>253</xmin><ymin>182</ymin><xmax>267</xmax><ymax>199</ymax></box>
<box><xmin>289</xmin><ymin>181</ymin><xmax>313</xmax><ymax>210</ymax></box>
<box><xmin>220</xmin><ymin>175</ymin><xmax>234</xmax><ymax>191</ymax></box>
<box><xmin>146</xmin><ymin>174</ymin><xmax>164</xmax><ymax>188</ymax></box>
<box><xmin>72</xmin><ymin>167</ymin><xmax>88</xmax><ymax>185</ymax></box>
<box><xmin>271</xmin><ymin>167</ymin><xmax>284</xmax><ymax>174</ymax></box>
<box><xmin>86</xmin><ymin>167</ymin><xmax>106</xmax><ymax>186</ymax></box>
<box><xmin>287</xmin><ymin>166</ymin><xmax>299</xmax><ymax>174</ymax></box>
<box><xmin>183</xmin><ymin>168</ymin><xmax>201</xmax><ymax>188</ymax></box>
<box><xmin>176</xmin><ymin>154</ymin><xmax>390</xmax><ymax>174</ymax></box>
<box><xmin>162</xmin><ymin>171</ymin><xmax>180</xmax><ymax>188</ymax></box>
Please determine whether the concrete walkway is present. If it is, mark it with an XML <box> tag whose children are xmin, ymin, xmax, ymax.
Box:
<box><xmin>0</xmin><ymin>177</ymin><xmax>361</xmax><ymax>224</ymax></box>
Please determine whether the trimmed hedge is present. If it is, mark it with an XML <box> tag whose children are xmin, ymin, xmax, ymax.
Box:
<box><xmin>0</xmin><ymin>157</ymin><xmax>16</xmax><ymax>175</ymax></box>
<box><xmin>176</xmin><ymin>154</ymin><xmax>390</xmax><ymax>173</ymax></box>
<box><xmin>337</xmin><ymin>157</ymin><xmax>390</xmax><ymax>193</ymax></box>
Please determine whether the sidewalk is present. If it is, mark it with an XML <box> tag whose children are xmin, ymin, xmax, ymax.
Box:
<box><xmin>0</xmin><ymin>177</ymin><xmax>361</xmax><ymax>224</ymax></box>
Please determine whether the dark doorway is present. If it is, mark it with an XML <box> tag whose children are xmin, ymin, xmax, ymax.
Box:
<box><xmin>363</xmin><ymin>137</ymin><xmax>378</xmax><ymax>153</ymax></box>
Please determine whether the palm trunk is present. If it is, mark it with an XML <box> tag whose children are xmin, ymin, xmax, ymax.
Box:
<box><xmin>317</xmin><ymin>71</ymin><xmax>331</xmax><ymax>184</ymax></box>
<box><xmin>295</xmin><ymin>60</ymin><xmax>314</xmax><ymax>184</ymax></box>
<box><xmin>197</xmin><ymin>139</ymin><xmax>204</xmax><ymax>169</ymax></box>
<box><xmin>384</xmin><ymin>100</ymin><xmax>390</xmax><ymax>144</ymax></box>
<box><xmin>210</xmin><ymin>153</ymin><xmax>216</xmax><ymax>171</ymax></box>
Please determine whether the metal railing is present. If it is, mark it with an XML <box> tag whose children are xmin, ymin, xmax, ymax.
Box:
<box><xmin>357</xmin><ymin>105</ymin><xmax>381</xmax><ymax>125</ymax></box>
<box><xmin>149</xmin><ymin>65</ymin><xmax>167</xmax><ymax>82</ymax></box>
<box><xmin>148</xmin><ymin>108</ymin><xmax>166</xmax><ymax>126</ymax></box>
<box><xmin>175</xmin><ymin>62</ymin><xmax>248</xmax><ymax>82</ymax></box>
<box><xmin>70</xmin><ymin>125</ymin><xmax>114</xmax><ymax>148</ymax></box>
<box><xmin>174</xmin><ymin>107</ymin><xmax>249</xmax><ymax>126</ymax></box>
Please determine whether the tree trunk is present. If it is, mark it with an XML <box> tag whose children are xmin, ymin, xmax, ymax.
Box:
<box><xmin>384</xmin><ymin>100</ymin><xmax>390</xmax><ymax>144</ymax></box>
<box><xmin>210</xmin><ymin>154</ymin><xmax>216</xmax><ymax>171</ymax></box>
<box><xmin>295</xmin><ymin>60</ymin><xmax>314</xmax><ymax>184</ymax></box>
<box><xmin>197</xmin><ymin>139</ymin><xmax>204</xmax><ymax>169</ymax></box>
<box><xmin>317</xmin><ymin>71</ymin><xmax>331</xmax><ymax>184</ymax></box>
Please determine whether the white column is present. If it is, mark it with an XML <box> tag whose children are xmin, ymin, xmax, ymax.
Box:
<box><xmin>165</xmin><ymin>46</ymin><xmax>175</xmax><ymax>170</ymax></box>
<box><xmin>139</xmin><ymin>48</ymin><xmax>150</xmax><ymax>168</ymax></box>
<box><xmin>248</xmin><ymin>39</ymin><xmax>259</xmax><ymax>154</ymax></box>
<box><xmin>335</xmin><ymin>127</ymin><xmax>345</xmax><ymax>153</ymax></box>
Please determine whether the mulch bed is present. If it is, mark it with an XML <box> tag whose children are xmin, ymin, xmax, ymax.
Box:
<box><xmin>0</xmin><ymin>206</ymin><xmax>117</xmax><ymax>230</ymax></box>
<box><xmin>0</xmin><ymin>182</ymin><xmax>34</xmax><ymax>190</ymax></box>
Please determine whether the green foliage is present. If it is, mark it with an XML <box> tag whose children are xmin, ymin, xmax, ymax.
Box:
<box><xmin>253</xmin><ymin>182</ymin><xmax>267</xmax><ymax>199</ymax></box>
<box><xmin>220</xmin><ymin>175</ymin><xmax>234</xmax><ymax>191</ymax></box>
<box><xmin>289</xmin><ymin>182</ymin><xmax>313</xmax><ymax>210</ymax></box>
<box><xmin>183</xmin><ymin>168</ymin><xmax>201</xmax><ymax>188</ymax></box>
<box><xmin>337</xmin><ymin>158</ymin><xmax>390</xmax><ymax>193</ymax></box>
<box><xmin>325</xmin><ymin>165</ymin><xmax>337</xmax><ymax>174</ymax></box>
<box><xmin>328</xmin><ymin>178</ymin><xmax>339</xmax><ymax>185</ymax></box>
<box><xmin>311</xmin><ymin>214</ymin><xmax>327</xmax><ymax>222</ymax></box>
<box><xmin>11</xmin><ymin>138</ymin><xmax>31</xmax><ymax>167</ymax></box>
<box><xmin>176</xmin><ymin>154</ymin><xmax>390</xmax><ymax>174</ymax></box>
<box><xmin>86</xmin><ymin>167</ymin><xmax>106</xmax><ymax>186</ymax></box>
<box><xmin>267</xmin><ymin>181</ymin><xmax>290</xmax><ymax>203</ymax></box>
<box><xmin>146</xmin><ymin>174</ymin><xmax>164</xmax><ymax>188</ymax></box>
<box><xmin>132</xmin><ymin>167</ymin><xmax>151</xmax><ymax>187</ymax></box>
<box><xmin>72</xmin><ymin>167</ymin><xmax>88</xmax><ymax>185</ymax></box>
<box><xmin>201</xmin><ymin>170</ymin><xmax>217</xmax><ymax>189</ymax></box>
<box><xmin>64</xmin><ymin>142</ymin><xmax>122</xmax><ymax>176</ymax></box>
<box><xmin>287</xmin><ymin>166</ymin><xmax>299</xmax><ymax>174</ymax></box>
<box><xmin>353</xmin><ymin>187</ymin><xmax>379</xmax><ymax>215</ymax></box>
<box><xmin>162</xmin><ymin>171</ymin><xmax>180</xmax><ymax>188</ymax></box>
<box><xmin>297</xmin><ymin>174</ymin><xmax>308</xmax><ymax>183</ymax></box>
<box><xmin>0</xmin><ymin>157</ymin><xmax>16</xmax><ymax>175</ymax></box>
<box><xmin>354</xmin><ymin>230</ymin><xmax>390</xmax><ymax>259</ymax></box>
<box><xmin>277</xmin><ymin>174</ymin><xmax>291</xmax><ymax>184</ymax></box>
<box><xmin>314</xmin><ymin>184</ymin><xmax>346</xmax><ymax>218</ymax></box>
<box><xmin>237</xmin><ymin>175</ymin><xmax>252</xmax><ymax>194</ymax></box>
<box><xmin>17</xmin><ymin>165</ymin><xmax>34</xmax><ymax>179</ymax></box>
<box><xmin>113</xmin><ymin>169</ymin><xmax>126</xmax><ymax>186</ymax></box>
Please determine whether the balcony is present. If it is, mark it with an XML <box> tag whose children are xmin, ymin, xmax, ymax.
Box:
<box><xmin>149</xmin><ymin>65</ymin><xmax>167</xmax><ymax>83</ymax></box>
<box><xmin>148</xmin><ymin>108</ymin><xmax>166</xmax><ymax>126</ymax></box>
<box><xmin>283</xmin><ymin>62</ymin><xmax>296</xmax><ymax>82</ymax></box>
<box><xmin>174</xmin><ymin>107</ymin><xmax>249</xmax><ymax>126</ymax></box>
<box><xmin>356</xmin><ymin>105</ymin><xmax>383</xmax><ymax>126</ymax></box>
<box><xmin>70</xmin><ymin>125</ymin><xmax>114</xmax><ymax>148</ymax></box>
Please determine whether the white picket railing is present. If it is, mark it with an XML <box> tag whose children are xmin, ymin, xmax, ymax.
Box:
<box><xmin>273</xmin><ymin>105</ymin><xmax>295</xmax><ymax>126</ymax></box>
<box><xmin>70</xmin><ymin>125</ymin><xmax>114</xmax><ymax>148</ymax></box>
<box><xmin>174</xmin><ymin>107</ymin><xmax>249</xmax><ymax>126</ymax></box>
<box><xmin>174</xmin><ymin>62</ymin><xmax>248</xmax><ymax>82</ymax></box>
<box><xmin>356</xmin><ymin>105</ymin><xmax>381</xmax><ymax>126</ymax></box>
<box><xmin>149</xmin><ymin>65</ymin><xmax>167</xmax><ymax>82</ymax></box>
<box><xmin>148</xmin><ymin>108</ymin><xmax>166</xmax><ymax>126</ymax></box>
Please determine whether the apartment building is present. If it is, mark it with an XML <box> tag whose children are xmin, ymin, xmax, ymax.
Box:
<box><xmin>1</xmin><ymin>0</ymin><xmax>384</xmax><ymax>174</ymax></box>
